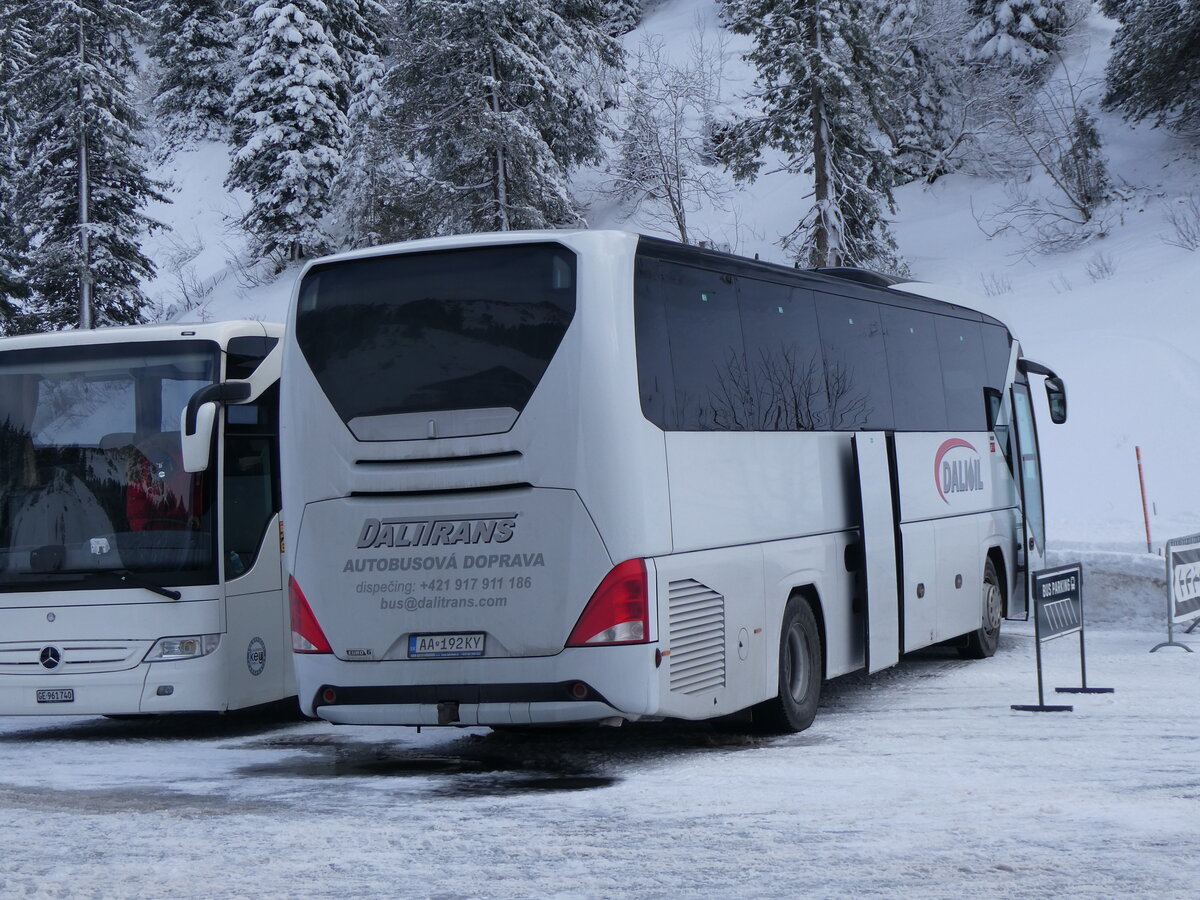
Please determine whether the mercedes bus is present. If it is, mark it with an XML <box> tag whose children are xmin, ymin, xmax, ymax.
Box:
<box><xmin>0</xmin><ymin>320</ymin><xmax>292</xmax><ymax>715</ymax></box>
<box><xmin>280</xmin><ymin>231</ymin><xmax>1066</xmax><ymax>732</ymax></box>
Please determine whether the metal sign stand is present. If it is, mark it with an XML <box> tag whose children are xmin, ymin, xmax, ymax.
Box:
<box><xmin>1151</xmin><ymin>533</ymin><xmax>1200</xmax><ymax>653</ymax></box>
<box><xmin>1011</xmin><ymin>589</ymin><xmax>1073</xmax><ymax>713</ymax></box>
<box><xmin>1013</xmin><ymin>563</ymin><xmax>1111</xmax><ymax>712</ymax></box>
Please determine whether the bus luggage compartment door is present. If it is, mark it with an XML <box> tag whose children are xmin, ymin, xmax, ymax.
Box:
<box><xmin>852</xmin><ymin>433</ymin><xmax>900</xmax><ymax>673</ymax></box>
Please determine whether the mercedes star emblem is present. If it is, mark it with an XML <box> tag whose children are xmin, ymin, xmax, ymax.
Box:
<box><xmin>39</xmin><ymin>646</ymin><xmax>62</xmax><ymax>670</ymax></box>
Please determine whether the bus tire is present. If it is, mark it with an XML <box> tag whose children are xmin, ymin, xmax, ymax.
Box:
<box><xmin>752</xmin><ymin>596</ymin><xmax>822</xmax><ymax>734</ymax></box>
<box><xmin>961</xmin><ymin>557</ymin><xmax>1001</xmax><ymax>659</ymax></box>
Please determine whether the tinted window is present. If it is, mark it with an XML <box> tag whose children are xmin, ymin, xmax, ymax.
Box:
<box><xmin>814</xmin><ymin>294</ymin><xmax>894</xmax><ymax>430</ymax></box>
<box><xmin>981</xmin><ymin>323</ymin><xmax>1012</xmax><ymax>393</ymax></box>
<box><xmin>652</xmin><ymin>262</ymin><xmax>746</xmax><ymax>430</ymax></box>
<box><xmin>295</xmin><ymin>244</ymin><xmax>576</xmax><ymax>424</ymax></box>
<box><xmin>882</xmin><ymin>305</ymin><xmax>947</xmax><ymax>431</ymax></box>
<box><xmin>634</xmin><ymin>256</ymin><xmax>677</xmax><ymax>429</ymax></box>
<box><xmin>738</xmin><ymin>279</ymin><xmax>828</xmax><ymax>430</ymax></box>
<box><xmin>935</xmin><ymin>317</ymin><xmax>988</xmax><ymax>430</ymax></box>
<box><xmin>226</xmin><ymin>336</ymin><xmax>278</xmax><ymax>380</ymax></box>
<box><xmin>223</xmin><ymin>385</ymin><xmax>280</xmax><ymax>578</ymax></box>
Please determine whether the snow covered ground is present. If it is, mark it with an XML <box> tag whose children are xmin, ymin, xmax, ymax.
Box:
<box><xmin>1</xmin><ymin>615</ymin><xmax>1195</xmax><ymax>898</ymax></box>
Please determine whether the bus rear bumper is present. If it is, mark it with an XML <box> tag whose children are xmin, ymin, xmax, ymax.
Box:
<box><xmin>296</xmin><ymin>644</ymin><xmax>659</xmax><ymax>725</ymax></box>
<box><xmin>318</xmin><ymin>700</ymin><xmax>623</xmax><ymax>727</ymax></box>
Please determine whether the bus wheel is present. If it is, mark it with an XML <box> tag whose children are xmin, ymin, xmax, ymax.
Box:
<box><xmin>752</xmin><ymin>597</ymin><xmax>822</xmax><ymax>734</ymax></box>
<box><xmin>961</xmin><ymin>557</ymin><xmax>1001</xmax><ymax>659</ymax></box>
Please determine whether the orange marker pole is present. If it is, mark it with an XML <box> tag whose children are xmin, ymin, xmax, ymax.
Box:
<box><xmin>1136</xmin><ymin>446</ymin><xmax>1152</xmax><ymax>554</ymax></box>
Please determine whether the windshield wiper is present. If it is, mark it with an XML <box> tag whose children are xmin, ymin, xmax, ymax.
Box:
<box><xmin>86</xmin><ymin>570</ymin><xmax>183</xmax><ymax>600</ymax></box>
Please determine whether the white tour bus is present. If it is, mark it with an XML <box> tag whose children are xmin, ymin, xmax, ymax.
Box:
<box><xmin>0</xmin><ymin>321</ymin><xmax>293</xmax><ymax>715</ymax></box>
<box><xmin>281</xmin><ymin>231</ymin><xmax>1066</xmax><ymax>732</ymax></box>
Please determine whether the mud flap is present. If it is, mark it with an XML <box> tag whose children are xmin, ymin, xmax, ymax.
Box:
<box><xmin>853</xmin><ymin>433</ymin><xmax>900</xmax><ymax>673</ymax></box>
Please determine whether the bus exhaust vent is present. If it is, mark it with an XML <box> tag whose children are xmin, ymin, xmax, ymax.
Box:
<box><xmin>667</xmin><ymin>579</ymin><xmax>726</xmax><ymax>695</ymax></box>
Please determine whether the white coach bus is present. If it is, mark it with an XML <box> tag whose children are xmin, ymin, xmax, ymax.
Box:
<box><xmin>281</xmin><ymin>231</ymin><xmax>1066</xmax><ymax>732</ymax></box>
<box><xmin>0</xmin><ymin>321</ymin><xmax>293</xmax><ymax>715</ymax></box>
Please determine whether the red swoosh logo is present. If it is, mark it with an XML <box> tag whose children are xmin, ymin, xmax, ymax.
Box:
<box><xmin>935</xmin><ymin>438</ymin><xmax>977</xmax><ymax>504</ymax></box>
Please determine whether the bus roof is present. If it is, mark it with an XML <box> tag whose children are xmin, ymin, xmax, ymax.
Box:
<box><xmin>0</xmin><ymin>320</ymin><xmax>283</xmax><ymax>352</ymax></box>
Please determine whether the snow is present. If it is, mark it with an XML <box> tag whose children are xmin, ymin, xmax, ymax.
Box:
<box><xmin>1</xmin><ymin>622</ymin><xmax>1196</xmax><ymax>897</ymax></box>
<box><xmin>6</xmin><ymin>4</ymin><xmax>1195</xmax><ymax>893</ymax></box>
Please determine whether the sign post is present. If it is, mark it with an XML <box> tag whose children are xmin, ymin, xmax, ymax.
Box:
<box><xmin>1012</xmin><ymin>563</ymin><xmax>1112</xmax><ymax>712</ymax></box>
<box><xmin>1151</xmin><ymin>533</ymin><xmax>1200</xmax><ymax>653</ymax></box>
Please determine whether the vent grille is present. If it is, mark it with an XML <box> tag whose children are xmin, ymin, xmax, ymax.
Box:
<box><xmin>668</xmin><ymin>579</ymin><xmax>726</xmax><ymax>694</ymax></box>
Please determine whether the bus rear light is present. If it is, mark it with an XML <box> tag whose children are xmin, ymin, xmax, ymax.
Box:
<box><xmin>289</xmin><ymin>576</ymin><xmax>332</xmax><ymax>654</ymax></box>
<box><xmin>566</xmin><ymin>559</ymin><xmax>650</xmax><ymax>647</ymax></box>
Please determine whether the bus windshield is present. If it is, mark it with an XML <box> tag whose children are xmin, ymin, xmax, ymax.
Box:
<box><xmin>0</xmin><ymin>341</ymin><xmax>220</xmax><ymax>591</ymax></box>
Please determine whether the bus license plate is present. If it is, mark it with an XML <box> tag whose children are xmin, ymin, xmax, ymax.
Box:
<box><xmin>36</xmin><ymin>689</ymin><xmax>74</xmax><ymax>704</ymax></box>
<box><xmin>408</xmin><ymin>633</ymin><xmax>485</xmax><ymax>659</ymax></box>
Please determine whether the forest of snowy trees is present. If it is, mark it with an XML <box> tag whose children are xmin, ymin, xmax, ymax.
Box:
<box><xmin>0</xmin><ymin>0</ymin><xmax>1197</xmax><ymax>332</ymax></box>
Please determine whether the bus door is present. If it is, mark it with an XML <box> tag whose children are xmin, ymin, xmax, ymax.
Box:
<box><xmin>852</xmin><ymin>433</ymin><xmax>900</xmax><ymax>673</ymax></box>
<box><xmin>1009</xmin><ymin>380</ymin><xmax>1046</xmax><ymax>618</ymax></box>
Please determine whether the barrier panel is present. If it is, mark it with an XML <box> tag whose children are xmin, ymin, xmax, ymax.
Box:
<box><xmin>1013</xmin><ymin>563</ymin><xmax>1113</xmax><ymax>713</ymax></box>
<box><xmin>1151</xmin><ymin>533</ymin><xmax>1200</xmax><ymax>653</ymax></box>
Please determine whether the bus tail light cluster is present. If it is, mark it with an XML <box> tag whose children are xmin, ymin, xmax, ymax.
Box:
<box><xmin>289</xmin><ymin>576</ymin><xmax>332</xmax><ymax>654</ymax></box>
<box><xmin>566</xmin><ymin>559</ymin><xmax>650</xmax><ymax>647</ymax></box>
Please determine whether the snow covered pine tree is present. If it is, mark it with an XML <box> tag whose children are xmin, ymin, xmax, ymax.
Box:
<box><xmin>1103</xmin><ymin>0</ymin><xmax>1200</xmax><ymax>134</ymax></box>
<box><xmin>377</xmin><ymin>0</ymin><xmax>621</xmax><ymax>236</ymax></box>
<box><xmin>0</xmin><ymin>3</ymin><xmax>33</xmax><ymax>331</ymax></box>
<box><xmin>965</xmin><ymin>0</ymin><xmax>1071</xmax><ymax>77</ymax></box>
<box><xmin>226</xmin><ymin>0</ymin><xmax>351</xmax><ymax>262</ymax></box>
<box><xmin>13</xmin><ymin>0</ymin><xmax>165</xmax><ymax>331</ymax></box>
<box><xmin>721</xmin><ymin>0</ymin><xmax>904</xmax><ymax>271</ymax></box>
<box><xmin>149</xmin><ymin>0</ymin><xmax>239</xmax><ymax>145</ymax></box>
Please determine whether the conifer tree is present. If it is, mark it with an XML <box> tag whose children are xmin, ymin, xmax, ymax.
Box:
<box><xmin>1103</xmin><ymin>0</ymin><xmax>1200</xmax><ymax>134</ymax></box>
<box><xmin>149</xmin><ymin>0</ymin><xmax>237</xmax><ymax>144</ymax></box>
<box><xmin>603</xmin><ymin>0</ymin><xmax>642</xmax><ymax>34</ymax></box>
<box><xmin>965</xmin><ymin>0</ymin><xmax>1070</xmax><ymax>73</ymax></box>
<box><xmin>721</xmin><ymin>0</ymin><xmax>904</xmax><ymax>271</ymax></box>
<box><xmin>376</xmin><ymin>0</ymin><xmax>621</xmax><ymax>237</ymax></box>
<box><xmin>0</xmin><ymin>4</ymin><xmax>33</xmax><ymax>329</ymax></box>
<box><xmin>877</xmin><ymin>0</ymin><xmax>963</xmax><ymax>183</ymax></box>
<box><xmin>327</xmin><ymin>0</ymin><xmax>391</xmax><ymax>246</ymax></box>
<box><xmin>226</xmin><ymin>0</ymin><xmax>351</xmax><ymax>261</ymax></box>
<box><xmin>13</xmin><ymin>0</ymin><xmax>165</xmax><ymax>331</ymax></box>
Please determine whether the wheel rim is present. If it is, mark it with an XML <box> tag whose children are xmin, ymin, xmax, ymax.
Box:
<box><xmin>785</xmin><ymin>623</ymin><xmax>811</xmax><ymax>703</ymax></box>
<box><xmin>983</xmin><ymin>576</ymin><xmax>1001</xmax><ymax>633</ymax></box>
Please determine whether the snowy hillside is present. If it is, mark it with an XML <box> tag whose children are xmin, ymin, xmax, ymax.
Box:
<box><xmin>149</xmin><ymin>1</ymin><xmax>1200</xmax><ymax>601</ymax></box>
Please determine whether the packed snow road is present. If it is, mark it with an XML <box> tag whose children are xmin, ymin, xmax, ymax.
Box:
<box><xmin>0</xmin><ymin>623</ymin><xmax>1196</xmax><ymax>898</ymax></box>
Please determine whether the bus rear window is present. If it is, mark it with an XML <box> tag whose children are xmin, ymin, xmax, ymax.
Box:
<box><xmin>295</xmin><ymin>244</ymin><xmax>576</xmax><ymax>438</ymax></box>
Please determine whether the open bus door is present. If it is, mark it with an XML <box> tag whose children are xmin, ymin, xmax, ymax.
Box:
<box><xmin>853</xmin><ymin>432</ymin><xmax>901</xmax><ymax>673</ymax></box>
<box><xmin>1009</xmin><ymin>358</ymin><xmax>1065</xmax><ymax>620</ymax></box>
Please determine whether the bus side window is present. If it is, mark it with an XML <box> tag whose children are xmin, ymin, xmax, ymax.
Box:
<box><xmin>881</xmin><ymin>305</ymin><xmax>946</xmax><ymax>431</ymax></box>
<box><xmin>935</xmin><ymin>317</ymin><xmax>988</xmax><ymax>431</ymax></box>
<box><xmin>656</xmin><ymin>261</ymin><xmax>748</xmax><ymax>431</ymax></box>
<box><xmin>736</xmin><ymin>279</ymin><xmax>829</xmax><ymax>431</ymax></box>
<box><xmin>813</xmin><ymin>293</ymin><xmax>894</xmax><ymax>431</ymax></box>
<box><xmin>223</xmin><ymin>387</ymin><xmax>280</xmax><ymax>578</ymax></box>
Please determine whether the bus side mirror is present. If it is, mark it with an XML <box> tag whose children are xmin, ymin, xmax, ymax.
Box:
<box><xmin>180</xmin><ymin>382</ymin><xmax>252</xmax><ymax>473</ymax></box>
<box><xmin>1045</xmin><ymin>376</ymin><xmax>1067</xmax><ymax>424</ymax></box>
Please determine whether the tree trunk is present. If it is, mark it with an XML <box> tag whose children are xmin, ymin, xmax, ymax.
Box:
<box><xmin>77</xmin><ymin>19</ymin><xmax>93</xmax><ymax>329</ymax></box>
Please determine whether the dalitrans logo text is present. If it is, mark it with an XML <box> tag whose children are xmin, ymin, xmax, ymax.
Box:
<box><xmin>357</xmin><ymin>515</ymin><xmax>516</xmax><ymax>548</ymax></box>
